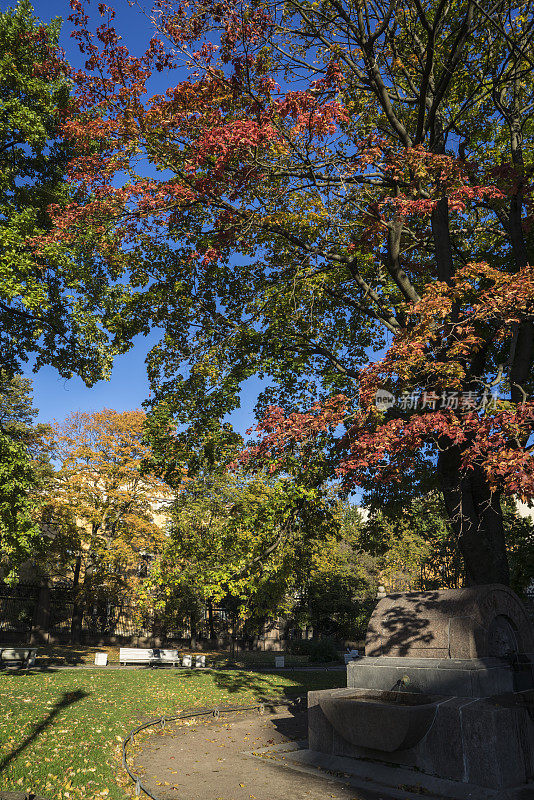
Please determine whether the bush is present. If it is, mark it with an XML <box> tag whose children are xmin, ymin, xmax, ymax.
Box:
<box><xmin>353</xmin><ymin>603</ymin><xmax>375</xmax><ymax>640</ymax></box>
<box><xmin>290</xmin><ymin>637</ymin><xmax>340</xmax><ymax>662</ymax></box>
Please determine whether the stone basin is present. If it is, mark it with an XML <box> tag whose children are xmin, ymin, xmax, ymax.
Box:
<box><xmin>318</xmin><ymin>689</ymin><xmax>447</xmax><ymax>752</ymax></box>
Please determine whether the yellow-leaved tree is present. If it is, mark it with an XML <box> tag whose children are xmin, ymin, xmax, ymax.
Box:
<box><xmin>47</xmin><ymin>409</ymin><xmax>171</xmax><ymax>637</ymax></box>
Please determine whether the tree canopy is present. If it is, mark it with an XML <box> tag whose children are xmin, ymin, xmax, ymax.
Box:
<box><xmin>0</xmin><ymin>0</ymin><xmax>135</xmax><ymax>384</ymax></box>
<box><xmin>44</xmin><ymin>0</ymin><xmax>534</xmax><ymax>584</ymax></box>
<box><xmin>145</xmin><ymin>426</ymin><xmax>339</xmax><ymax>636</ymax></box>
<box><xmin>0</xmin><ymin>372</ymin><xmax>51</xmax><ymax>575</ymax></box>
<box><xmin>48</xmin><ymin>408</ymin><xmax>171</xmax><ymax>600</ymax></box>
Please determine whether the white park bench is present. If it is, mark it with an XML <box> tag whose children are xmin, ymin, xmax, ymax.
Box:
<box><xmin>119</xmin><ymin>647</ymin><xmax>180</xmax><ymax>666</ymax></box>
<box><xmin>0</xmin><ymin>647</ymin><xmax>37</xmax><ymax>669</ymax></box>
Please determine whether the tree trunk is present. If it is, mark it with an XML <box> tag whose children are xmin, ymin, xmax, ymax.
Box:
<box><xmin>207</xmin><ymin>598</ymin><xmax>216</xmax><ymax>641</ymax></box>
<box><xmin>70</xmin><ymin>554</ymin><xmax>82</xmax><ymax>645</ymax></box>
<box><xmin>230</xmin><ymin>615</ymin><xmax>237</xmax><ymax>660</ymax></box>
<box><xmin>152</xmin><ymin>614</ymin><xmax>165</xmax><ymax>648</ymax></box>
<box><xmin>437</xmin><ymin>447</ymin><xmax>510</xmax><ymax>586</ymax></box>
<box><xmin>190</xmin><ymin>613</ymin><xmax>197</xmax><ymax>649</ymax></box>
<box><xmin>30</xmin><ymin>584</ymin><xmax>50</xmax><ymax>645</ymax></box>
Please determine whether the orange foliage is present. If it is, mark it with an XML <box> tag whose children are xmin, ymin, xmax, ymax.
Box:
<box><xmin>49</xmin><ymin>408</ymin><xmax>172</xmax><ymax>598</ymax></box>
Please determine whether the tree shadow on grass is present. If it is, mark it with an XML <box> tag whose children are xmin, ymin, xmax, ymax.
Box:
<box><xmin>0</xmin><ymin>689</ymin><xmax>88</xmax><ymax>775</ymax></box>
<box><xmin>36</xmin><ymin>645</ymin><xmax>93</xmax><ymax>667</ymax></box>
<box><xmin>165</xmin><ymin>667</ymin><xmax>305</xmax><ymax>709</ymax></box>
<box><xmin>210</xmin><ymin>669</ymin><xmax>288</xmax><ymax>702</ymax></box>
<box><xmin>205</xmin><ymin>668</ymin><xmax>344</xmax><ymax>706</ymax></box>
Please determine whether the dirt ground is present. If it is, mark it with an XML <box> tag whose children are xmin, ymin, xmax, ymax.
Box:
<box><xmin>131</xmin><ymin>706</ymin><xmax>388</xmax><ymax>800</ymax></box>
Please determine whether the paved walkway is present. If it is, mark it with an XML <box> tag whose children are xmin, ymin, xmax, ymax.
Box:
<box><xmin>130</xmin><ymin>707</ymin><xmax>388</xmax><ymax>800</ymax></box>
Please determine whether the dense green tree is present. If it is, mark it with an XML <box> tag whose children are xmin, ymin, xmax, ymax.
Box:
<box><xmin>499</xmin><ymin>502</ymin><xmax>534</xmax><ymax>598</ymax></box>
<box><xmin>144</xmin><ymin>427</ymin><xmax>339</xmax><ymax>639</ymax></box>
<box><xmin>0</xmin><ymin>0</ymin><xmax>144</xmax><ymax>580</ymax></box>
<box><xmin>290</xmin><ymin>506</ymin><xmax>379</xmax><ymax>642</ymax></box>
<box><xmin>361</xmin><ymin>493</ymin><xmax>534</xmax><ymax>597</ymax></box>
<box><xmin>0</xmin><ymin>372</ymin><xmax>51</xmax><ymax>575</ymax></box>
<box><xmin>0</xmin><ymin>1</ymin><xmax>131</xmax><ymax>383</ymax></box>
<box><xmin>361</xmin><ymin>493</ymin><xmax>462</xmax><ymax>592</ymax></box>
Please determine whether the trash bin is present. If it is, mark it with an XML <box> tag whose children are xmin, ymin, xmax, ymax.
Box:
<box><xmin>94</xmin><ymin>652</ymin><xmax>108</xmax><ymax>666</ymax></box>
<box><xmin>274</xmin><ymin>656</ymin><xmax>285</xmax><ymax>668</ymax></box>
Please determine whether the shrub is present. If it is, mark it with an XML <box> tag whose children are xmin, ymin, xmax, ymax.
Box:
<box><xmin>290</xmin><ymin>637</ymin><xmax>340</xmax><ymax>662</ymax></box>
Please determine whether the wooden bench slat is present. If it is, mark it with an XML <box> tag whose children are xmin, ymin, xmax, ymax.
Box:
<box><xmin>119</xmin><ymin>647</ymin><xmax>181</xmax><ymax>665</ymax></box>
<box><xmin>0</xmin><ymin>647</ymin><xmax>37</xmax><ymax>667</ymax></box>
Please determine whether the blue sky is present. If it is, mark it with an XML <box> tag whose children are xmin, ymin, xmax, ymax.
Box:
<box><xmin>7</xmin><ymin>0</ymin><xmax>264</xmax><ymax>434</ymax></box>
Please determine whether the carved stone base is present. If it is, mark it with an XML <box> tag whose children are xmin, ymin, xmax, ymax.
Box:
<box><xmin>308</xmin><ymin>687</ymin><xmax>534</xmax><ymax>791</ymax></box>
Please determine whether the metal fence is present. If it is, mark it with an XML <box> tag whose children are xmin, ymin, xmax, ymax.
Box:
<box><xmin>0</xmin><ymin>584</ymin><xmax>156</xmax><ymax>644</ymax></box>
<box><xmin>0</xmin><ymin>584</ymin><xmax>39</xmax><ymax>638</ymax></box>
<box><xmin>0</xmin><ymin>584</ymin><xmax>240</xmax><ymax>645</ymax></box>
<box><xmin>80</xmin><ymin>602</ymin><xmax>152</xmax><ymax>639</ymax></box>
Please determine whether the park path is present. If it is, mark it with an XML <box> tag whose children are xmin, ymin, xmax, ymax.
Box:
<box><xmin>131</xmin><ymin>708</ymin><xmax>388</xmax><ymax>800</ymax></box>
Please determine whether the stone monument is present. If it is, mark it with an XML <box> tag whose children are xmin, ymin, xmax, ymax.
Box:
<box><xmin>307</xmin><ymin>585</ymin><xmax>534</xmax><ymax>799</ymax></box>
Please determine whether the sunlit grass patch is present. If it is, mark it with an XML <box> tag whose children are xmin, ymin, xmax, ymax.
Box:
<box><xmin>0</xmin><ymin>667</ymin><xmax>344</xmax><ymax>799</ymax></box>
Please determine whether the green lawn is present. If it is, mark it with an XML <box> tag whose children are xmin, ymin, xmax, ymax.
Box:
<box><xmin>0</xmin><ymin>668</ymin><xmax>344</xmax><ymax>799</ymax></box>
